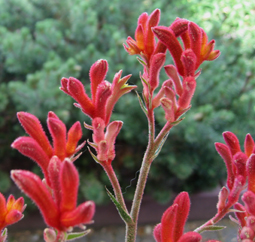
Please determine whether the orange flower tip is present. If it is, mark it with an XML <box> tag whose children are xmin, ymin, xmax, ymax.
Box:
<box><xmin>207</xmin><ymin>50</ymin><xmax>220</xmax><ymax>61</ymax></box>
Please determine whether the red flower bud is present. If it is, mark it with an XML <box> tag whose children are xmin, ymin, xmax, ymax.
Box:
<box><xmin>223</xmin><ymin>131</ymin><xmax>241</xmax><ymax>156</ymax></box>
<box><xmin>245</xmin><ymin>133</ymin><xmax>255</xmax><ymax>157</ymax></box>
<box><xmin>234</xmin><ymin>203</ymin><xmax>247</xmax><ymax>227</ymax></box>
<box><xmin>177</xmin><ymin>231</ymin><xmax>202</xmax><ymax>242</ymax></box>
<box><xmin>242</xmin><ymin>191</ymin><xmax>255</xmax><ymax>216</ymax></box>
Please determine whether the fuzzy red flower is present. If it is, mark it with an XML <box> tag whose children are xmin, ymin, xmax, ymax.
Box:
<box><xmin>0</xmin><ymin>193</ymin><xmax>25</xmax><ymax>232</ymax></box>
<box><xmin>60</xmin><ymin>59</ymin><xmax>136</xmax><ymax>126</ymax></box>
<box><xmin>11</xmin><ymin>111</ymin><xmax>85</xmax><ymax>185</ymax></box>
<box><xmin>11</xmin><ymin>157</ymin><xmax>95</xmax><ymax>232</ymax></box>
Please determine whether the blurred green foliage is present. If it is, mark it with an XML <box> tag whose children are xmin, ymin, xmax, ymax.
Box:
<box><xmin>0</xmin><ymin>0</ymin><xmax>255</xmax><ymax>204</ymax></box>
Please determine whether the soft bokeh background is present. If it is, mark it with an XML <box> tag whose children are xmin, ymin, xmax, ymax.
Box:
<box><xmin>0</xmin><ymin>0</ymin><xmax>254</xmax><ymax>224</ymax></box>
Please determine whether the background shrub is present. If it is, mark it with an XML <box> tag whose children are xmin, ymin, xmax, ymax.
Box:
<box><xmin>0</xmin><ymin>0</ymin><xmax>254</xmax><ymax>204</ymax></box>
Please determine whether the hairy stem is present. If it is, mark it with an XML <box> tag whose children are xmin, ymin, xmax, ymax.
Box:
<box><xmin>103</xmin><ymin>163</ymin><xmax>128</xmax><ymax>213</ymax></box>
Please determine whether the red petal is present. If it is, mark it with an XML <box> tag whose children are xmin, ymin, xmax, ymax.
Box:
<box><xmin>161</xmin><ymin>204</ymin><xmax>178</xmax><ymax>242</ymax></box>
<box><xmin>177</xmin><ymin>231</ymin><xmax>202</xmax><ymax>242</ymax></box>
<box><xmin>95</xmin><ymin>81</ymin><xmax>112</xmax><ymax>121</ymax></box>
<box><xmin>153</xmin><ymin>27</ymin><xmax>184</xmax><ymax>77</ymax></box>
<box><xmin>170</xmin><ymin>18</ymin><xmax>189</xmax><ymax>37</ymax></box>
<box><xmin>164</xmin><ymin>65</ymin><xmax>183</xmax><ymax>96</ymax></box>
<box><xmin>47</xmin><ymin>117</ymin><xmax>66</xmax><ymax>161</ymax></box>
<box><xmin>233</xmin><ymin>203</ymin><xmax>247</xmax><ymax>227</ymax></box>
<box><xmin>61</xmin><ymin>201</ymin><xmax>95</xmax><ymax>228</ymax></box>
<box><xmin>242</xmin><ymin>191</ymin><xmax>255</xmax><ymax>216</ymax></box>
<box><xmin>173</xmin><ymin>192</ymin><xmax>190</xmax><ymax>242</ymax></box>
<box><xmin>92</xmin><ymin>117</ymin><xmax>106</xmax><ymax>144</ymax></box>
<box><xmin>11</xmin><ymin>137</ymin><xmax>50</xmax><ymax>182</ymax></box>
<box><xmin>177</xmin><ymin>76</ymin><xmax>196</xmax><ymax>110</ymax></box>
<box><xmin>89</xmin><ymin>59</ymin><xmax>108</xmax><ymax>102</ymax></box>
<box><xmin>67</xmin><ymin>77</ymin><xmax>95</xmax><ymax>118</ymax></box>
<box><xmin>48</xmin><ymin>156</ymin><xmax>62</xmax><ymax>207</ymax></box>
<box><xmin>17</xmin><ymin>112</ymin><xmax>53</xmax><ymax>157</ymax></box>
<box><xmin>11</xmin><ymin>170</ymin><xmax>60</xmax><ymax>229</ymax></box>
<box><xmin>247</xmin><ymin>154</ymin><xmax>255</xmax><ymax>193</ymax></box>
<box><xmin>215</xmin><ymin>142</ymin><xmax>235</xmax><ymax>190</ymax></box>
<box><xmin>181</xmin><ymin>49</ymin><xmax>197</xmax><ymax>77</ymax></box>
<box><xmin>153</xmin><ymin>223</ymin><xmax>162</xmax><ymax>242</ymax></box>
<box><xmin>223</xmin><ymin>131</ymin><xmax>241</xmax><ymax>156</ymax></box>
<box><xmin>60</xmin><ymin>160</ymin><xmax>79</xmax><ymax>212</ymax></box>
<box><xmin>149</xmin><ymin>53</ymin><xmax>166</xmax><ymax>92</ymax></box>
<box><xmin>245</xmin><ymin>133</ymin><xmax>254</xmax><ymax>157</ymax></box>
<box><xmin>66</xmin><ymin>121</ymin><xmax>82</xmax><ymax>157</ymax></box>
<box><xmin>233</xmin><ymin>152</ymin><xmax>247</xmax><ymax>178</ymax></box>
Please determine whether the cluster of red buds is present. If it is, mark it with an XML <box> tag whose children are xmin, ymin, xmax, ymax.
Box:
<box><xmin>0</xmin><ymin>194</ymin><xmax>25</xmax><ymax>242</ymax></box>
<box><xmin>124</xmin><ymin>9</ymin><xmax>220</xmax><ymax>124</ymax></box>
<box><xmin>153</xmin><ymin>192</ymin><xmax>219</xmax><ymax>242</ymax></box>
<box><xmin>10</xmin><ymin>112</ymin><xmax>95</xmax><ymax>240</ymax></box>
<box><xmin>60</xmin><ymin>59</ymin><xmax>136</xmax><ymax>164</ymax></box>
<box><xmin>215</xmin><ymin>131</ymin><xmax>255</xmax><ymax>241</ymax></box>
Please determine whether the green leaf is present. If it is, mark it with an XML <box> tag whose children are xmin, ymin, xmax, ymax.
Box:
<box><xmin>137</xmin><ymin>57</ymin><xmax>147</xmax><ymax>67</ymax></box>
<box><xmin>105</xmin><ymin>187</ymin><xmax>133</xmax><ymax>224</ymax></box>
<box><xmin>66</xmin><ymin>230</ymin><xmax>91</xmax><ymax>241</ymax></box>
<box><xmin>152</xmin><ymin>131</ymin><xmax>170</xmax><ymax>160</ymax></box>
<box><xmin>202</xmin><ymin>225</ymin><xmax>226</xmax><ymax>231</ymax></box>
<box><xmin>135</xmin><ymin>90</ymin><xmax>148</xmax><ymax>115</ymax></box>
<box><xmin>87</xmin><ymin>147</ymin><xmax>101</xmax><ymax>164</ymax></box>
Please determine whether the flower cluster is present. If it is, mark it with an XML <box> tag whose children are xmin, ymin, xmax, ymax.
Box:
<box><xmin>61</xmin><ymin>59</ymin><xmax>136</xmax><ymax>163</ymax></box>
<box><xmin>124</xmin><ymin>9</ymin><xmax>220</xmax><ymax>125</ymax></box>
<box><xmin>215</xmin><ymin>132</ymin><xmax>255</xmax><ymax>241</ymax></box>
<box><xmin>0</xmin><ymin>193</ymin><xmax>25</xmax><ymax>241</ymax></box>
<box><xmin>153</xmin><ymin>192</ymin><xmax>220</xmax><ymax>242</ymax></box>
<box><xmin>11</xmin><ymin>112</ymin><xmax>95</xmax><ymax>240</ymax></box>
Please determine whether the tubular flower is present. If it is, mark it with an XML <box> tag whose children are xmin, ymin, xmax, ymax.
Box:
<box><xmin>60</xmin><ymin>59</ymin><xmax>136</xmax><ymax>126</ymax></box>
<box><xmin>88</xmin><ymin>117</ymin><xmax>123</xmax><ymax>164</ymax></box>
<box><xmin>0</xmin><ymin>193</ymin><xmax>25</xmax><ymax>232</ymax></box>
<box><xmin>153</xmin><ymin>192</ymin><xmax>219</xmax><ymax>242</ymax></box>
<box><xmin>11</xmin><ymin>157</ymin><xmax>95</xmax><ymax>232</ymax></box>
<box><xmin>11</xmin><ymin>111</ymin><xmax>85</xmax><ymax>185</ymax></box>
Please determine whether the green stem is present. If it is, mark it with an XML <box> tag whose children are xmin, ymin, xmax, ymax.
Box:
<box><xmin>125</xmin><ymin>109</ymin><xmax>155</xmax><ymax>242</ymax></box>
<box><xmin>103</xmin><ymin>163</ymin><xmax>128</xmax><ymax>214</ymax></box>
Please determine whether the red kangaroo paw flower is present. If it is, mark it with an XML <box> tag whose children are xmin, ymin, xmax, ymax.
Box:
<box><xmin>92</xmin><ymin>118</ymin><xmax>106</xmax><ymax>144</ymax></box>
<box><xmin>105</xmin><ymin>71</ymin><xmax>135</xmax><ymax>125</ymax></box>
<box><xmin>215</xmin><ymin>142</ymin><xmax>235</xmax><ymax>190</ymax></box>
<box><xmin>48</xmin><ymin>156</ymin><xmax>62</xmax><ymax>207</ymax></box>
<box><xmin>233</xmin><ymin>152</ymin><xmax>248</xmax><ymax>178</ymax></box>
<box><xmin>188</xmin><ymin>22</ymin><xmax>202</xmax><ymax>68</ymax></box>
<box><xmin>60</xmin><ymin>159</ymin><xmax>79</xmax><ymax>213</ymax></box>
<box><xmin>247</xmin><ymin>154</ymin><xmax>255</xmax><ymax>194</ymax></box>
<box><xmin>234</xmin><ymin>203</ymin><xmax>247</xmax><ymax>227</ymax></box>
<box><xmin>160</xmin><ymin>98</ymin><xmax>175</xmax><ymax>122</ymax></box>
<box><xmin>89</xmin><ymin>59</ymin><xmax>108</xmax><ymax>102</ymax></box>
<box><xmin>67</xmin><ymin>77</ymin><xmax>95</xmax><ymax>118</ymax></box>
<box><xmin>17</xmin><ymin>112</ymin><xmax>53</xmax><ymax>158</ymax></box>
<box><xmin>245</xmin><ymin>133</ymin><xmax>255</xmax><ymax>157</ymax></box>
<box><xmin>161</xmin><ymin>203</ymin><xmax>178</xmax><ymax>242</ymax></box>
<box><xmin>170</xmin><ymin>18</ymin><xmax>189</xmax><ymax>37</ymax></box>
<box><xmin>11</xmin><ymin>170</ymin><xmax>60</xmax><ymax>230</ymax></box>
<box><xmin>60</xmin><ymin>201</ymin><xmax>95</xmax><ymax>228</ymax></box>
<box><xmin>0</xmin><ymin>193</ymin><xmax>25</xmax><ymax>231</ymax></box>
<box><xmin>95</xmin><ymin>81</ymin><xmax>112</xmax><ymax>120</ymax></box>
<box><xmin>217</xmin><ymin>186</ymin><xmax>229</xmax><ymax>212</ymax></box>
<box><xmin>153</xmin><ymin>223</ymin><xmax>162</xmax><ymax>242</ymax></box>
<box><xmin>149</xmin><ymin>53</ymin><xmax>166</xmax><ymax>92</ymax></box>
<box><xmin>227</xmin><ymin>175</ymin><xmax>245</xmax><ymax>206</ymax></box>
<box><xmin>243</xmin><ymin>191</ymin><xmax>255</xmax><ymax>217</ymax></box>
<box><xmin>177</xmin><ymin>76</ymin><xmax>196</xmax><ymax>110</ymax></box>
<box><xmin>66</xmin><ymin>121</ymin><xmax>82</xmax><ymax>157</ymax></box>
<box><xmin>223</xmin><ymin>131</ymin><xmax>241</xmax><ymax>156</ymax></box>
<box><xmin>172</xmin><ymin>191</ymin><xmax>190</xmax><ymax>242</ymax></box>
<box><xmin>164</xmin><ymin>65</ymin><xmax>183</xmax><ymax>96</ymax></box>
<box><xmin>105</xmin><ymin>121</ymin><xmax>123</xmax><ymax>161</ymax></box>
<box><xmin>164</xmin><ymin>86</ymin><xmax>178</xmax><ymax>112</ymax></box>
<box><xmin>11</xmin><ymin>137</ymin><xmax>50</xmax><ymax>182</ymax></box>
<box><xmin>47</xmin><ymin>115</ymin><xmax>66</xmax><ymax>161</ymax></box>
<box><xmin>181</xmin><ymin>49</ymin><xmax>197</xmax><ymax>77</ymax></box>
<box><xmin>177</xmin><ymin>231</ymin><xmax>202</xmax><ymax>242</ymax></box>
<box><xmin>145</xmin><ymin>9</ymin><xmax>160</xmax><ymax>58</ymax></box>
<box><xmin>153</xmin><ymin>26</ymin><xmax>185</xmax><ymax>77</ymax></box>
